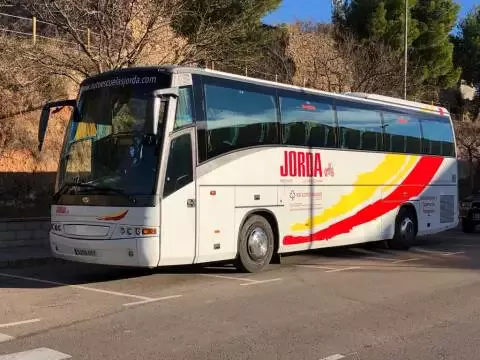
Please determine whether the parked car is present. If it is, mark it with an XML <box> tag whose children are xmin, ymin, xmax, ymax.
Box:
<box><xmin>459</xmin><ymin>191</ymin><xmax>480</xmax><ymax>233</ymax></box>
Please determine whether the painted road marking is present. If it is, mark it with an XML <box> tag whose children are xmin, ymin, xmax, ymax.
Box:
<box><xmin>296</xmin><ymin>265</ymin><xmax>360</xmax><ymax>273</ymax></box>
<box><xmin>123</xmin><ymin>295</ymin><xmax>183</xmax><ymax>307</ymax></box>
<box><xmin>0</xmin><ymin>319</ymin><xmax>41</xmax><ymax>328</ymax></box>
<box><xmin>412</xmin><ymin>248</ymin><xmax>465</xmax><ymax>256</ymax></box>
<box><xmin>240</xmin><ymin>278</ymin><xmax>282</xmax><ymax>286</ymax></box>
<box><xmin>296</xmin><ymin>265</ymin><xmax>337</xmax><ymax>271</ymax></box>
<box><xmin>0</xmin><ymin>348</ymin><xmax>71</xmax><ymax>360</ymax></box>
<box><xmin>201</xmin><ymin>274</ymin><xmax>258</xmax><ymax>283</ymax></box>
<box><xmin>325</xmin><ymin>267</ymin><xmax>361</xmax><ymax>273</ymax></box>
<box><xmin>392</xmin><ymin>257</ymin><xmax>421</xmax><ymax>264</ymax></box>
<box><xmin>201</xmin><ymin>274</ymin><xmax>281</xmax><ymax>286</ymax></box>
<box><xmin>365</xmin><ymin>256</ymin><xmax>397</xmax><ymax>261</ymax></box>
<box><xmin>0</xmin><ymin>334</ymin><xmax>14</xmax><ymax>343</ymax></box>
<box><xmin>319</xmin><ymin>354</ymin><xmax>345</xmax><ymax>360</ymax></box>
<box><xmin>0</xmin><ymin>273</ymin><xmax>181</xmax><ymax>306</ymax></box>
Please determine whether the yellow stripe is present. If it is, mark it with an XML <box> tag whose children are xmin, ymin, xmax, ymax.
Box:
<box><xmin>379</xmin><ymin>155</ymin><xmax>419</xmax><ymax>195</ymax></box>
<box><xmin>290</xmin><ymin>154</ymin><xmax>414</xmax><ymax>232</ymax></box>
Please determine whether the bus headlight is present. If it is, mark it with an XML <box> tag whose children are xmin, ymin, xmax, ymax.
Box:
<box><xmin>116</xmin><ymin>226</ymin><xmax>157</xmax><ymax>238</ymax></box>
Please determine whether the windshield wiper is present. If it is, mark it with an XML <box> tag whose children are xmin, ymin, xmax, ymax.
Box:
<box><xmin>54</xmin><ymin>182</ymin><xmax>132</xmax><ymax>201</ymax></box>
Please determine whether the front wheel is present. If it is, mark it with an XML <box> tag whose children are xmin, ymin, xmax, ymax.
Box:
<box><xmin>235</xmin><ymin>215</ymin><xmax>274</xmax><ymax>273</ymax></box>
<box><xmin>387</xmin><ymin>207</ymin><xmax>416</xmax><ymax>250</ymax></box>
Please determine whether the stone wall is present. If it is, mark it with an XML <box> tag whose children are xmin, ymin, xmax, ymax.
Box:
<box><xmin>0</xmin><ymin>218</ymin><xmax>50</xmax><ymax>248</ymax></box>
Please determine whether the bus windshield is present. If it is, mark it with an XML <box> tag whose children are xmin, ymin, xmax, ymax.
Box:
<box><xmin>56</xmin><ymin>72</ymin><xmax>170</xmax><ymax>199</ymax></box>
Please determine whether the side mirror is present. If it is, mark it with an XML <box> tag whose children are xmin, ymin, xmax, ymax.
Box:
<box><xmin>38</xmin><ymin>99</ymin><xmax>76</xmax><ymax>151</ymax></box>
<box><xmin>150</xmin><ymin>88</ymin><xmax>179</xmax><ymax>135</ymax></box>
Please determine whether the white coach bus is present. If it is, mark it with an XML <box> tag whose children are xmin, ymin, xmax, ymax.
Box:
<box><xmin>38</xmin><ymin>66</ymin><xmax>458</xmax><ymax>272</ymax></box>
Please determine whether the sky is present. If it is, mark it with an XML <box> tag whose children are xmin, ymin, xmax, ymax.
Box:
<box><xmin>263</xmin><ymin>0</ymin><xmax>478</xmax><ymax>26</ymax></box>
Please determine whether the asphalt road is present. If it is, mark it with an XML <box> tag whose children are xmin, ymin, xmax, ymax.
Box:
<box><xmin>1</xmin><ymin>229</ymin><xmax>480</xmax><ymax>360</ymax></box>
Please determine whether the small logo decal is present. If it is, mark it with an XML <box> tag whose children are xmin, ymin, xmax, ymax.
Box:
<box><xmin>289</xmin><ymin>190</ymin><xmax>296</xmax><ymax>200</ymax></box>
<box><xmin>82</xmin><ymin>197</ymin><xmax>90</xmax><ymax>204</ymax></box>
<box><xmin>56</xmin><ymin>206</ymin><xmax>69</xmax><ymax>214</ymax></box>
<box><xmin>96</xmin><ymin>210</ymin><xmax>129</xmax><ymax>221</ymax></box>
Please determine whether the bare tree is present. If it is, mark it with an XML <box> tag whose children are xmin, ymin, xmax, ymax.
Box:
<box><xmin>454</xmin><ymin>120</ymin><xmax>480</xmax><ymax>192</ymax></box>
<box><xmin>286</xmin><ymin>21</ymin><xmax>409</xmax><ymax>96</ymax></box>
<box><xmin>15</xmin><ymin>0</ymin><xmax>184</xmax><ymax>77</ymax></box>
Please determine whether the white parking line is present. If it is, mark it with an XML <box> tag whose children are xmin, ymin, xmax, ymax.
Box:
<box><xmin>325</xmin><ymin>267</ymin><xmax>361</xmax><ymax>273</ymax></box>
<box><xmin>240</xmin><ymin>278</ymin><xmax>282</xmax><ymax>286</ymax></box>
<box><xmin>123</xmin><ymin>295</ymin><xmax>183</xmax><ymax>307</ymax></box>
<box><xmin>0</xmin><ymin>334</ymin><xmax>14</xmax><ymax>343</ymax></box>
<box><xmin>412</xmin><ymin>248</ymin><xmax>465</xmax><ymax>256</ymax></box>
<box><xmin>319</xmin><ymin>354</ymin><xmax>345</xmax><ymax>360</ymax></box>
<box><xmin>0</xmin><ymin>348</ymin><xmax>71</xmax><ymax>360</ymax></box>
<box><xmin>201</xmin><ymin>274</ymin><xmax>258</xmax><ymax>283</ymax></box>
<box><xmin>296</xmin><ymin>265</ymin><xmax>337</xmax><ymax>271</ymax></box>
<box><xmin>392</xmin><ymin>257</ymin><xmax>421</xmax><ymax>264</ymax></box>
<box><xmin>296</xmin><ymin>265</ymin><xmax>360</xmax><ymax>273</ymax></box>
<box><xmin>201</xmin><ymin>274</ymin><xmax>282</xmax><ymax>286</ymax></box>
<box><xmin>365</xmin><ymin>256</ymin><xmax>397</xmax><ymax>261</ymax></box>
<box><xmin>0</xmin><ymin>273</ymin><xmax>180</xmax><ymax>306</ymax></box>
<box><xmin>0</xmin><ymin>319</ymin><xmax>41</xmax><ymax>328</ymax></box>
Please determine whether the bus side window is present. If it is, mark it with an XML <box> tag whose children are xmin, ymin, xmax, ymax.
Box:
<box><xmin>203</xmin><ymin>82</ymin><xmax>277</xmax><ymax>159</ymax></box>
<box><xmin>163</xmin><ymin>134</ymin><xmax>193</xmax><ymax>198</ymax></box>
<box><xmin>279</xmin><ymin>95</ymin><xmax>336</xmax><ymax>148</ymax></box>
<box><xmin>382</xmin><ymin>112</ymin><xmax>422</xmax><ymax>154</ymax></box>
<box><xmin>420</xmin><ymin>116</ymin><xmax>455</xmax><ymax>157</ymax></box>
<box><xmin>174</xmin><ymin>87</ymin><xmax>194</xmax><ymax>130</ymax></box>
<box><xmin>336</xmin><ymin>105</ymin><xmax>383</xmax><ymax>151</ymax></box>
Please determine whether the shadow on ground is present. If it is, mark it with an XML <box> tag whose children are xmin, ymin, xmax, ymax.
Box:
<box><xmin>0</xmin><ymin>229</ymin><xmax>479</xmax><ymax>290</ymax></box>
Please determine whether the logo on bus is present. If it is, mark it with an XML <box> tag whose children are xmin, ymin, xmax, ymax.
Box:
<box><xmin>56</xmin><ymin>206</ymin><xmax>69</xmax><ymax>215</ymax></box>
<box><xmin>280</xmin><ymin>150</ymin><xmax>326</xmax><ymax>178</ymax></box>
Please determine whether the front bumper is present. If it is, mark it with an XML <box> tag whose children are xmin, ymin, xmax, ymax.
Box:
<box><xmin>459</xmin><ymin>208</ymin><xmax>480</xmax><ymax>222</ymax></box>
<box><xmin>50</xmin><ymin>233</ymin><xmax>160</xmax><ymax>267</ymax></box>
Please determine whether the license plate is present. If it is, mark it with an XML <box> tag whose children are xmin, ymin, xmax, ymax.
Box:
<box><xmin>74</xmin><ymin>248</ymin><xmax>96</xmax><ymax>257</ymax></box>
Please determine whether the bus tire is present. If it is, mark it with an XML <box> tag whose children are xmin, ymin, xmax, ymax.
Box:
<box><xmin>235</xmin><ymin>215</ymin><xmax>274</xmax><ymax>273</ymax></box>
<box><xmin>462</xmin><ymin>218</ymin><xmax>475</xmax><ymax>233</ymax></box>
<box><xmin>387</xmin><ymin>207</ymin><xmax>416</xmax><ymax>250</ymax></box>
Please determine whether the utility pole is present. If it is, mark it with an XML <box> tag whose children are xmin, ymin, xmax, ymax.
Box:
<box><xmin>404</xmin><ymin>0</ymin><xmax>408</xmax><ymax>100</ymax></box>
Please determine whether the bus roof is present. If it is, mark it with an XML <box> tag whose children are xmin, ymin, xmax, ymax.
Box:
<box><xmin>83</xmin><ymin>65</ymin><xmax>450</xmax><ymax>117</ymax></box>
<box><xmin>344</xmin><ymin>92</ymin><xmax>450</xmax><ymax>117</ymax></box>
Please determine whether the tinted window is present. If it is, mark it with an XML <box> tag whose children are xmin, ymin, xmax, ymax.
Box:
<box><xmin>204</xmin><ymin>82</ymin><xmax>278</xmax><ymax>159</ymax></box>
<box><xmin>280</xmin><ymin>95</ymin><xmax>336</xmax><ymax>148</ymax></box>
<box><xmin>383</xmin><ymin>111</ymin><xmax>422</xmax><ymax>154</ymax></box>
<box><xmin>163</xmin><ymin>134</ymin><xmax>193</xmax><ymax>198</ymax></box>
<box><xmin>174</xmin><ymin>87</ymin><xmax>194</xmax><ymax>130</ymax></box>
<box><xmin>336</xmin><ymin>105</ymin><xmax>383</xmax><ymax>151</ymax></box>
<box><xmin>420</xmin><ymin>116</ymin><xmax>455</xmax><ymax>156</ymax></box>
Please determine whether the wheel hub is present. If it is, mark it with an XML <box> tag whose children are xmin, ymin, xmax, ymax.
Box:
<box><xmin>247</xmin><ymin>227</ymin><xmax>268</xmax><ymax>261</ymax></box>
<box><xmin>400</xmin><ymin>217</ymin><xmax>414</xmax><ymax>240</ymax></box>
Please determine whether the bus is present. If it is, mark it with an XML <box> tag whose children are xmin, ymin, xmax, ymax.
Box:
<box><xmin>38</xmin><ymin>66</ymin><xmax>459</xmax><ymax>272</ymax></box>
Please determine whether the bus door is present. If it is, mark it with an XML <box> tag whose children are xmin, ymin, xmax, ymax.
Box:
<box><xmin>158</xmin><ymin>128</ymin><xmax>197</xmax><ymax>266</ymax></box>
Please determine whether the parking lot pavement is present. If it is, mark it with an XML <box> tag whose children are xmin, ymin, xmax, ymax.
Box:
<box><xmin>0</xmin><ymin>229</ymin><xmax>479</xmax><ymax>359</ymax></box>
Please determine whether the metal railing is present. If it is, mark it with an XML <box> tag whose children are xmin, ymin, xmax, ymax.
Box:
<box><xmin>0</xmin><ymin>12</ymin><xmax>98</xmax><ymax>47</ymax></box>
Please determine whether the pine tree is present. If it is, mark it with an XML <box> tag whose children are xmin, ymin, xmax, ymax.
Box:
<box><xmin>454</xmin><ymin>6</ymin><xmax>480</xmax><ymax>87</ymax></box>
<box><xmin>335</xmin><ymin>0</ymin><xmax>461</xmax><ymax>97</ymax></box>
<box><xmin>411</xmin><ymin>0</ymin><xmax>461</xmax><ymax>92</ymax></box>
<box><xmin>171</xmin><ymin>0</ymin><xmax>282</xmax><ymax>67</ymax></box>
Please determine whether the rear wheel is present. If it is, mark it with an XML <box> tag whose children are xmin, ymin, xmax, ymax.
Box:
<box><xmin>462</xmin><ymin>218</ymin><xmax>475</xmax><ymax>233</ymax></box>
<box><xmin>387</xmin><ymin>207</ymin><xmax>416</xmax><ymax>250</ymax></box>
<box><xmin>235</xmin><ymin>215</ymin><xmax>274</xmax><ymax>273</ymax></box>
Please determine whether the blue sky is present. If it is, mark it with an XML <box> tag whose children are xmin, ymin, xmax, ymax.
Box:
<box><xmin>263</xmin><ymin>0</ymin><xmax>478</xmax><ymax>26</ymax></box>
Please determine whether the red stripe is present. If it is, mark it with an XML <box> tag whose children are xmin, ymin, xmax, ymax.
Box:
<box><xmin>283</xmin><ymin>156</ymin><xmax>444</xmax><ymax>245</ymax></box>
<box><xmin>97</xmin><ymin>210</ymin><xmax>128</xmax><ymax>221</ymax></box>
